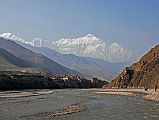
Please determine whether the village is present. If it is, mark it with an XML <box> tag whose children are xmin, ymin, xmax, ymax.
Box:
<box><xmin>0</xmin><ymin>71</ymin><xmax>107</xmax><ymax>90</ymax></box>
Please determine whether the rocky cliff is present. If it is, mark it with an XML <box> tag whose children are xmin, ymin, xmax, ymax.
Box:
<box><xmin>104</xmin><ymin>44</ymin><xmax>159</xmax><ymax>88</ymax></box>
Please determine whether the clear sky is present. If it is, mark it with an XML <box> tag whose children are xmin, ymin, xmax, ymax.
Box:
<box><xmin>0</xmin><ymin>0</ymin><xmax>158</xmax><ymax>58</ymax></box>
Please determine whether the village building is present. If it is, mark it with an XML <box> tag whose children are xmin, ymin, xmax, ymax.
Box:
<box><xmin>91</xmin><ymin>77</ymin><xmax>98</xmax><ymax>83</ymax></box>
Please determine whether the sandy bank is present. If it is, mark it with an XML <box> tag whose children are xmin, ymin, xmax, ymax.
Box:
<box><xmin>95</xmin><ymin>91</ymin><xmax>134</xmax><ymax>96</ymax></box>
<box><xmin>143</xmin><ymin>90</ymin><xmax>159</xmax><ymax>102</ymax></box>
<box><xmin>94</xmin><ymin>89</ymin><xmax>159</xmax><ymax>102</ymax></box>
<box><xmin>0</xmin><ymin>89</ymin><xmax>58</xmax><ymax>98</ymax></box>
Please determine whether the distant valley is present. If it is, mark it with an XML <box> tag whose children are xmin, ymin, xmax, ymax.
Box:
<box><xmin>0</xmin><ymin>33</ymin><xmax>130</xmax><ymax>81</ymax></box>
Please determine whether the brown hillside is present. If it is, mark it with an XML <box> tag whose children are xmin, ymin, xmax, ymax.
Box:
<box><xmin>105</xmin><ymin>44</ymin><xmax>159</xmax><ymax>89</ymax></box>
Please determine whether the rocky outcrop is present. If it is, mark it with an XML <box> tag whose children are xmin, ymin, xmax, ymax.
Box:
<box><xmin>104</xmin><ymin>44</ymin><xmax>159</xmax><ymax>89</ymax></box>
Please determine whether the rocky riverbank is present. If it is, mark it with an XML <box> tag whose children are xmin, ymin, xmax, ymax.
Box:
<box><xmin>95</xmin><ymin>91</ymin><xmax>134</xmax><ymax>96</ymax></box>
<box><xmin>22</xmin><ymin>103</ymin><xmax>86</xmax><ymax>119</ymax></box>
<box><xmin>143</xmin><ymin>90</ymin><xmax>159</xmax><ymax>102</ymax></box>
<box><xmin>94</xmin><ymin>89</ymin><xmax>159</xmax><ymax>102</ymax></box>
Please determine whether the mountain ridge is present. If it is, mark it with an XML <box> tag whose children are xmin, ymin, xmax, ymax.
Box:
<box><xmin>0</xmin><ymin>32</ymin><xmax>133</xmax><ymax>62</ymax></box>
<box><xmin>0</xmin><ymin>32</ymin><xmax>130</xmax><ymax>80</ymax></box>
<box><xmin>52</xmin><ymin>34</ymin><xmax>132</xmax><ymax>62</ymax></box>
<box><xmin>0</xmin><ymin>37</ymin><xmax>82</xmax><ymax>76</ymax></box>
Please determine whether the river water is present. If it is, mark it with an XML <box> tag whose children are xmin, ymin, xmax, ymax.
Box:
<box><xmin>0</xmin><ymin>89</ymin><xmax>159</xmax><ymax>120</ymax></box>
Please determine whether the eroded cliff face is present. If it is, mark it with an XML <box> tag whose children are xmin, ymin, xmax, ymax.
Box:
<box><xmin>104</xmin><ymin>44</ymin><xmax>159</xmax><ymax>89</ymax></box>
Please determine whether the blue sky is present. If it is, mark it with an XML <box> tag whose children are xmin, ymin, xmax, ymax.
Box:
<box><xmin>0</xmin><ymin>0</ymin><xmax>158</xmax><ymax>58</ymax></box>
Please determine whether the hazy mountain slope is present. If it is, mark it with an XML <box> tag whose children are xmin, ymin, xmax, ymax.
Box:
<box><xmin>0</xmin><ymin>33</ymin><xmax>129</xmax><ymax>80</ymax></box>
<box><xmin>84</xmin><ymin>57</ymin><xmax>130</xmax><ymax>73</ymax></box>
<box><xmin>0</xmin><ymin>38</ymin><xmax>81</xmax><ymax>75</ymax></box>
<box><xmin>0</xmin><ymin>48</ymin><xmax>40</xmax><ymax>73</ymax></box>
<box><xmin>18</xmin><ymin>43</ymin><xmax>123</xmax><ymax>81</ymax></box>
<box><xmin>105</xmin><ymin>44</ymin><xmax>159</xmax><ymax>88</ymax></box>
<box><xmin>0</xmin><ymin>49</ymin><xmax>20</xmax><ymax>71</ymax></box>
<box><xmin>0</xmin><ymin>48</ymin><xmax>32</xmax><ymax>68</ymax></box>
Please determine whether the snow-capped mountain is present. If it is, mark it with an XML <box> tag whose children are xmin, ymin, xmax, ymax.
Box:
<box><xmin>32</xmin><ymin>38</ymin><xmax>43</xmax><ymax>47</ymax></box>
<box><xmin>0</xmin><ymin>33</ymin><xmax>43</xmax><ymax>47</ymax></box>
<box><xmin>0</xmin><ymin>33</ymin><xmax>25</xmax><ymax>43</ymax></box>
<box><xmin>52</xmin><ymin>34</ymin><xmax>133</xmax><ymax>62</ymax></box>
<box><xmin>0</xmin><ymin>32</ymin><xmax>133</xmax><ymax>62</ymax></box>
<box><xmin>0</xmin><ymin>32</ymin><xmax>130</xmax><ymax>80</ymax></box>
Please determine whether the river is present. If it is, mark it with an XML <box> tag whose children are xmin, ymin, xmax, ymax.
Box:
<box><xmin>0</xmin><ymin>89</ymin><xmax>159</xmax><ymax>120</ymax></box>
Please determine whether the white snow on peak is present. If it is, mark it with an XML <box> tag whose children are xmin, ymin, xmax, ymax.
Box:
<box><xmin>0</xmin><ymin>33</ymin><xmax>46</xmax><ymax>47</ymax></box>
<box><xmin>0</xmin><ymin>32</ymin><xmax>34</xmax><ymax>46</ymax></box>
<box><xmin>32</xmin><ymin>38</ymin><xmax>43</xmax><ymax>47</ymax></box>
<box><xmin>85</xmin><ymin>34</ymin><xmax>96</xmax><ymax>38</ymax></box>
<box><xmin>0</xmin><ymin>33</ymin><xmax>25</xmax><ymax>43</ymax></box>
<box><xmin>0</xmin><ymin>32</ymin><xmax>133</xmax><ymax>62</ymax></box>
<box><xmin>52</xmin><ymin>34</ymin><xmax>133</xmax><ymax>62</ymax></box>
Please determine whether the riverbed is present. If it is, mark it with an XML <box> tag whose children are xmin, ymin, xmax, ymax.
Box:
<box><xmin>0</xmin><ymin>89</ymin><xmax>159</xmax><ymax>120</ymax></box>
